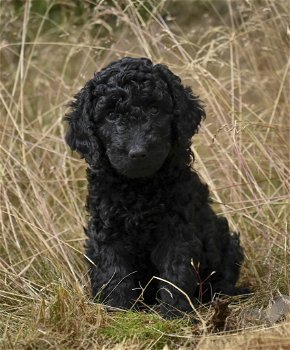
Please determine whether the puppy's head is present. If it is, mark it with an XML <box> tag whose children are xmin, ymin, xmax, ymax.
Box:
<box><xmin>65</xmin><ymin>57</ymin><xmax>205</xmax><ymax>178</ymax></box>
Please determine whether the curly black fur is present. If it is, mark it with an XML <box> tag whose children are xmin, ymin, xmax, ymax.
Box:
<box><xmin>65</xmin><ymin>57</ymin><xmax>248</xmax><ymax>317</ymax></box>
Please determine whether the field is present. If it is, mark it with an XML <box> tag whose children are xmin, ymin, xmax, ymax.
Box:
<box><xmin>0</xmin><ymin>0</ymin><xmax>289</xmax><ymax>349</ymax></box>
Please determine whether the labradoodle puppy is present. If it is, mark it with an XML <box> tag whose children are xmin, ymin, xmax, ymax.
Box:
<box><xmin>65</xmin><ymin>57</ymin><xmax>248</xmax><ymax>317</ymax></box>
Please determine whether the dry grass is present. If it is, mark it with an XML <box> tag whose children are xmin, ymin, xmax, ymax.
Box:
<box><xmin>0</xmin><ymin>0</ymin><xmax>289</xmax><ymax>349</ymax></box>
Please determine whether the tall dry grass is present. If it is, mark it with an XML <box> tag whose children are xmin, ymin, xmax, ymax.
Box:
<box><xmin>0</xmin><ymin>0</ymin><xmax>289</xmax><ymax>349</ymax></box>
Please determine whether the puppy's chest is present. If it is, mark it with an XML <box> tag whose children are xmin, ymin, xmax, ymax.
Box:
<box><xmin>97</xmin><ymin>191</ymin><xmax>167</xmax><ymax>242</ymax></box>
<box><xmin>124</xmin><ymin>203</ymin><xmax>165</xmax><ymax>242</ymax></box>
<box><xmin>116</xmin><ymin>197</ymin><xmax>165</xmax><ymax>230</ymax></box>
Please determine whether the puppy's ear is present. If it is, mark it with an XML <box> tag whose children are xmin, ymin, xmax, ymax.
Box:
<box><xmin>65</xmin><ymin>81</ymin><xmax>100</xmax><ymax>165</ymax></box>
<box><xmin>154</xmin><ymin>64</ymin><xmax>205</xmax><ymax>147</ymax></box>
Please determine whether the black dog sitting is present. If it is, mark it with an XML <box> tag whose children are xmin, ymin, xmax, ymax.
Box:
<box><xmin>65</xmin><ymin>57</ymin><xmax>248</xmax><ymax>317</ymax></box>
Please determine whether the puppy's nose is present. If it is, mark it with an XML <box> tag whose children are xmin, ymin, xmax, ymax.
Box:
<box><xmin>129</xmin><ymin>147</ymin><xmax>147</xmax><ymax>160</ymax></box>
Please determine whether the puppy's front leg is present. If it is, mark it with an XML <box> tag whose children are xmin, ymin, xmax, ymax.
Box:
<box><xmin>151</xmin><ymin>236</ymin><xmax>202</xmax><ymax>318</ymax></box>
<box><xmin>86</xmin><ymin>238</ymin><xmax>138</xmax><ymax>310</ymax></box>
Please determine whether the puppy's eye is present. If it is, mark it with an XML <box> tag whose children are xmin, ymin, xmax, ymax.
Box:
<box><xmin>105</xmin><ymin>113</ymin><xmax>118</xmax><ymax>122</ymax></box>
<box><xmin>149</xmin><ymin>106</ymin><xmax>159</xmax><ymax>115</ymax></box>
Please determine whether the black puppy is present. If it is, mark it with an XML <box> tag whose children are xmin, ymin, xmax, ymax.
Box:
<box><xmin>66</xmin><ymin>57</ymin><xmax>248</xmax><ymax>317</ymax></box>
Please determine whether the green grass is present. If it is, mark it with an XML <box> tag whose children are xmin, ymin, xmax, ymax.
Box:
<box><xmin>99</xmin><ymin>311</ymin><xmax>191</xmax><ymax>347</ymax></box>
<box><xmin>0</xmin><ymin>0</ymin><xmax>289</xmax><ymax>348</ymax></box>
